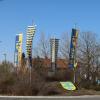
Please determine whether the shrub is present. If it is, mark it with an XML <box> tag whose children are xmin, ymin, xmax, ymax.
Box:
<box><xmin>45</xmin><ymin>68</ymin><xmax>73</xmax><ymax>82</ymax></box>
<box><xmin>89</xmin><ymin>85</ymin><xmax>100</xmax><ymax>91</ymax></box>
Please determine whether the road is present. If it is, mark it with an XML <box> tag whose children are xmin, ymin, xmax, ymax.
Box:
<box><xmin>0</xmin><ymin>96</ymin><xmax>100</xmax><ymax>100</ymax></box>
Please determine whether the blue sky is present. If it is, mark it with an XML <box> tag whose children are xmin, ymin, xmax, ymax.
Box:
<box><xmin>0</xmin><ymin>0</ymin><xmax>100</xmax><ymax>62</ymax></box>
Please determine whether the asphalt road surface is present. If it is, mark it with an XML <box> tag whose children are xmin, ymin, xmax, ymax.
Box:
<box><xmin>0</xmin><ymin>96</ymin><xmax>100</xmax><ymax>100</ymax></box>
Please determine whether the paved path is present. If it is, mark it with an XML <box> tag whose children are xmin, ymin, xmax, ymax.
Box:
<box><xmin>0</xmin><ymin>96</ymin><xmax>100</xmax><ymax>100</ymax></box>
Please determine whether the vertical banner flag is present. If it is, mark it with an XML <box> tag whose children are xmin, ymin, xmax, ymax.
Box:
<box><xmin>26</xmin><ymin>25</ymin><xmax>36</xmax><ymax>67</ymax></box>
<box><xmin>14</xmin><ymin>33</ymin><xmax>23</xmax><ymax>66</ymax></box>
<box><xmin>18</xmin><ymin>34</ymin><xmax>23</xmax><ymax>65</ymax></box>
<box><xmin>69</xmin><ymin>29</ymin><xmax>78</xmax><ymax>68</ymax></box>
<box><xmin>14</xmin><ymin>35</ymin><xmax>19</xmax><ymax>66</ymax></box>
<box><xmin>50</xmin><ymin>38</ymin><xmax>59</xmax><ymax>71</ymax></box>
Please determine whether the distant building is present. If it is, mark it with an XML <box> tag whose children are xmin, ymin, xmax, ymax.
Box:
<box><xmin>32</xmin><ymin>58</ymin><xmax>68</xmax><ymax>69</ymax></box>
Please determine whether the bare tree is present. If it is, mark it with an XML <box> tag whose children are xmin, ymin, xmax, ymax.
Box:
<box><xmin>59</xmin><ymin>32</ymin><xmax>70</xmax><ymax>59</ymax></box>
<box><xmin>78</xmin><ymin>31</ymin><xmax>99</xmax><ymax>83</ymax></box>
<box><xmin>34</xmin><ymin>32</ymin><xmax>50</xmax><ymax>59</ymax></box>
<box><xmin>58</xmin><ymin>32</ymin><xmax>70</xmax><ymax>67</ymax></box>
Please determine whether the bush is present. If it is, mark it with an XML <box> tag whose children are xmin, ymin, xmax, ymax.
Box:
<box><xmin>45</xmin><ymin>68</ymin><xmax>73</xmax><ymax>82</ymax></box>
<box><xmin>0</xmin><ymin>62</ymin><xmax>15</xmax><ymax>94</ymax></box>
<box><xmin>0</xmin><ymin>61</ymin><xmax>78</xmax><ymax>95</ymax></box>
<box><xmin>38</xmin><ymin>82</ymin><xmax>62</xmax><ymax>96</ymax></box>
<box><xmin>94</xmin><ymin>85</ymin><xmax>100</xmax><ymax>91</ymax></box>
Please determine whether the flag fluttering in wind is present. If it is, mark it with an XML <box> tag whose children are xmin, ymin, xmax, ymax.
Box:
<box><xmin>26</xmin><ymin>25</ymin><xmax>36</xmax><ymax>67</ymax></box>
<box><xmin>14</xmin><ymin>33</ymin><xmax>23</xmax><ymax>67</ymax></box>
<box><xmin>50</xmin><ymin>38</ymin><xmax>59</xmax><ymax>72</ymax></box>
<box><xmin>69</xmin><ymin>29</ymin><xmax>79</xmax><ymax>68</ymax></box>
